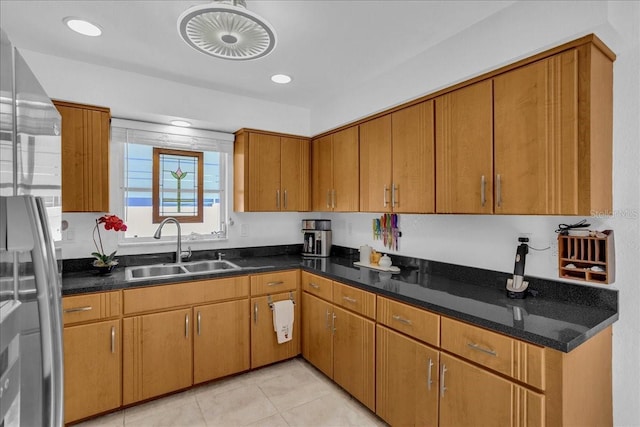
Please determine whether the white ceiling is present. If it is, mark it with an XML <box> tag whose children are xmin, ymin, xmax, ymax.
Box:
<box><xmin>0</xmin><ymin>1</ymin><xmax>515</xmax><ymax>110</ymax></box>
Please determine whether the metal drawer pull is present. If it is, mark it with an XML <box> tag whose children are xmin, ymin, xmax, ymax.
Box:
<box><xmin>332</xmin><ymin>312</ymin><xmax>337</xmax><ymax>333</ymax></box>
<box><xmin>383</xmin><ymin>185</ymin><xmax>389</xmax><ymax>207</ymax></box>
<box><xmin>197</xmin><ymin>311</ymin><xmax>201</xmax><ymax>336</ymax></box>
<box><xmin>392</xmin><ymin>184</ymin><xmax>398</xmax><ymax>208</ymax></box>
<box><xmin>284</xmin><ymin>190</ymin><xmax>288</xmax><ymax>209</ymax></box>
<box><xmin>276</xmin><ymin>190</ymin><xmax>281</xmax><ymax>209</ymax></box>
<box><xmin>64</xmin><ymin>306</ymin><xmax>92</xmax><ymax>313</ymax></box>
<box><xmin>185</xmin><ymin>314</ymin><xmax>189</xmax><ymax>338</ymax></box>
<box><xmin>309</xmin><ymin>283</ymin><xmax>320</xmax><ymax>289</ymax></box>
<box><xmin>392</xmin><ymin>314</ymin><xmax>412</xmax><ymax>325</ymax></box>
<box><xmin>440</xmin><ymin>364</ymin><xmax>447</xmax><ymax>397</ymax></box>
<box><xmin>427</xmin><ymin>358</ymin><xmax>434</xmax><ymax>391</ymax></box>
<box><xmin>332</xmin><ymin>189</ymin><xmax>336</xmax><ymax>209</ymax></box>
<box><xmin>343</xmin><ymin>296</ymin><xmax>357</xmax><ymax>303</ymax></box>
<box><xmin>496</xmin><ymin>174</ymin><xmax>502</xmax><ymax>207</ymax></box>
<box><xmin>267</xmin><ymin>281</ymin><xmax>284</xmax><ymax>286</ymax></box>
<box><xmin>111</xmin><ymin>326</ymin><xmax>115</xmax><ymax>354</ymax></box>
<box><xmin>325</xmin><ymin>309</ymin><xmax>331</xmax><ymax>330</ymax></box>
<box><xmin>481</xmin><ymin>175</ymin><xmax>486</xmax><ymax>207</ymax></box>
<box><xmin>467</xmin><ymin>342</ymin><xmax>497</xmax><ymax>357</ymax></box>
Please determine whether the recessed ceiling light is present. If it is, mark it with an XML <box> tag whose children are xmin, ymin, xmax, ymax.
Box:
<box><xmin>64</xmin><ymin>17</ymin><xmax>102</xmax><ymax>37</ymax></box>
<box><xmin>171</xmin><ymin>120</ymin><xmax>192</xmax><ymax>127</ymax></box>
<box><xmin>271</xmin><ymin>74</ymin><xmax>292</xmax><ymax>84</ymax></box>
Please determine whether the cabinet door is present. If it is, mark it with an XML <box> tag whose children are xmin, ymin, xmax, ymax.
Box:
<box><xmin>122</xmin><ymin>308</ymin><xmax>192</xmax><ymax>404</ymax></box>
<box><xmin>359</xmin><ymin>115</ymin><xmax>392</xmax><ymax>212</ymax></box>
<box><xmin>280</xmin><ymin>137</ymin><xmax>310</xmax><ymax>211</ymax></box>
<box><xmin>56</xmin><ymin>101</ymin><xmax>110</xmax><ymax>212</ymax></box>
<box><xmin>332</xmin><ymin>305</ymin><xmax>375</xmax><ymax>411</ymax></box>
<box><xmin>302</xmin><ymin>292</ymin><xmax>333</xmax><ymax>378</ymax></box>
<box><xmin>250</xmin><ymin>291</ymin><xmax>300</xmax><ymax>369</ymax></box>
<box><xmin>392</xmin><ymin>100</ymin><xmax>435</xmax><ymax>213</ymax></box>
<box><xmin>436</xmin><ymin>81</ymin><xmax>493</xmax><ymax>213</ymax></box>
<box><xmin>376</xmin><ymin>325</ymin><xmax>438</xmax><ymax>427</ymax></box>
<box><xmin>63</xmin><ymin>319</ymin><xmax>121</xmax><ymax>424</ymax></box>
<box><xmin>332</xmin><ymin>126</ymin><xmax>360</xmax><ymax>212</ymax></box>
<box><xmin>494</xmin><ymin>50</ymin><xmax>578</xmax><ymax>215</ymax></box>
<box><xmin>193</xmin><ymin>299</ymin><xmax>250</xmax><ymax>384</ymax></box>
<box><xmin>248</xmin><ymin>132</ymin><xmax>281</xmax><ymax>211</ymax></box>
<box><xmin>439</xmin><ymin>353</ymin><xmax>544</xmax><ymax>427</ymax></box>
<box><xmin>311</xmin><ymin>134</ymin><xmax>333</xmax><ymax>211</ymax></box>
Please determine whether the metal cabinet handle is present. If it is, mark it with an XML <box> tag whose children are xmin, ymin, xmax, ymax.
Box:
<box><xmin>185</xmin><ymin>314</ymin><xmax>189</xmax><ymax>338</ymax></box>
<box><xmin>467</xmin><ymin>342</ymin><xmax>497</xmax><ymax>357</ymax></box>
<box><xmin>309</xmin><ymin>282</ymin><xmax>320</xmax><ymax>289</ymax></box>
<box><xmin>392</xmin><ymin>184</ymin><xmax>398</xmax><ymax>208</ymax></box>
<box><xmin>197</xmin><ymin>311</ymin><xmax>201</xmax><ymax>336</ymax></box>
<box><xmin>267</xmin><ymin>281</ymin><xmax>284</xmax><ymax>287</ymax></box>
<box><xmin>427</xmin><ymin>358</ymin><xmax>434</xmax><ymax>391</ymax></box>
<box><xmin>481</xmin><ymin>175</ymin><xmax>486</xmax><ymax>207</ymax></box>
<box><xmin>276</xmin><ymin>190</ymin><xmax>280</xmax><ymax>209</ymax></box>
<box><xmin>326</xmin><ymin>190</ymin><xmax>331</xmax><ymax>208</ymax></box>
<box><xmin>325</xmin><ymin>309</ymin><xmax>331</xmax><ymax>330</ymax></box>
<box><xmin>111</xmin><ymin>326</ymin><xmax>115</xmax><ymax>354</ymax></box>
<box><xmin>496</xmin><ymin>174</ymin><xmax>502</xmax><ymax>207</ymax></box>
<box><xmin>332</xmin><ymin>189</ymin><xmax>336</xmax><ymax>209</ymax></box>
<box><xmin>383</xmin><ymin>185</ymin><xmax>389</xmax><ymax>207</ymax></box>
<box><xmin>332</xmin><ymin>312</ymin><xmax>337</xmax><ymax>333</ymax></box>
<box><xmin>64</xmin><ymin>306</ymin><xmax>92</xmax><ymax>313</ymax></box>
<box><xmin>440</xmin><ymin>364</ymin><xmax>447</xmax><ymax>397</ymax></box>
<box><xmin>254</xmin><ymin>302</ymin><xmax>258</xmax><ymax>324</ymax></box>
<box><xmin>343</xmin><ymin>296</ymin><xmax>357</xmax><ymax>304</ymax></box>
<box><xmin>392</xmin><ymin>314</ymin><xmax>412</xmax><ymax>325</ymax></box>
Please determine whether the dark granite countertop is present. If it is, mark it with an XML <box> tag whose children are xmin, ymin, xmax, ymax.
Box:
<box><xmin>62</xmin><ymin>247</ymin><xmax>618</xmax><ymax>353</ymax></box>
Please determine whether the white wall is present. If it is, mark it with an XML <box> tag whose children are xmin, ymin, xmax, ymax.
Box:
<box><xmin>22</xmin><ymin>1</ymin><xmax>640</xmax><ymax>425</ymax></box>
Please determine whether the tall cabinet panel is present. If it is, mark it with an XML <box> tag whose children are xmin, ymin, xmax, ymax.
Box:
<box><xmin>359</xmin><ymin>115</ymin><xmax>392</xmax><ymax>212</ymax></box>
<box><xmin>435</xmin><ymin>81</ymin><xmax>493</xmax><ymax>214</ymax></box>
<box><xmin>54</xmin><ymin>100</ymin><xmax>110</xmax><ymax>212</ymax></box>
<box><xmin>494</xmin><ymin>50</ymin><xmax>578</xmax><ymax>215</ymax></box>
<box><xmin>280</xmin><ymin>136</ymin><xmax>310</xmax><ymax>211</ymax></box>
<box><xmin>247</xmin><ymin>132</ymin><xmax>281</xmax><ymax>211</ymax></box>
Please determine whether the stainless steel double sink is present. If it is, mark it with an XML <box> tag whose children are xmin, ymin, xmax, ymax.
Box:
<box><xmin>124</xmin><ymin>259</ymin><xmax>241</xmax><ymax>282</ymax></box>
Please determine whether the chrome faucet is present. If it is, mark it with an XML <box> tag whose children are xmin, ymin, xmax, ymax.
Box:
<box><xmin>153</xmin><ymin>217</ymin><xmax>191</xmax><ymax>263</ymax></box>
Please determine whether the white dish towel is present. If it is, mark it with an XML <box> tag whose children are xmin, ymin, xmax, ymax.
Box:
<box><xmin>272</xmin><ymin>300</ymin><xmax>295</xmax><ymax>344</ymax></box>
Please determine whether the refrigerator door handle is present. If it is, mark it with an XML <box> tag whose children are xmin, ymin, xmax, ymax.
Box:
<box><xmin>9</xmin><ymin>196</ymin><xmax>64</xmax><ymax>427</ymax></box>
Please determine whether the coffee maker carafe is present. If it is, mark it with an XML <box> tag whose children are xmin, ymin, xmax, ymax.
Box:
<box><xmin>302</xmin><ymin>219</ymin><xmax>332</xmax><ymax>257</ymax></box>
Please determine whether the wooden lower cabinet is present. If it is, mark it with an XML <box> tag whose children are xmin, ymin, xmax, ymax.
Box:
<box><xmin>376</xmin><ymin>325</ymin><xmax>439</xmax><ymax>427</ymax></box>
<box><xmin>123</xmin><ymin>308</ymin><xmax>193</xmax><ymax>405</ymax></box>
<box><xmin>302</xmin><ymin>292</ymin><xmax>333</xmax><ymax>377</ymax></box>
<box><xmin>302</xmin><ymin>290</ymin><xmax>375</xmax><ymax>412</ymax></box>
<box><xmin>193</xmin><ymin>299</ymin><xmax>250</xmax><ymax>384</ymax></box>
<box><xmin>250</xmin><ymin>291</ymin><xmax>300</xmax><ymax>369</ymax></box>
<box><xmin>63</xmin><ymin>319</ymin><xmax>121</xmax><ymax>424</ymax></box>
<box><xmin>439</xmin><ymin>353</ymin><xmax>544</xmax><ymax>427</ymax></box>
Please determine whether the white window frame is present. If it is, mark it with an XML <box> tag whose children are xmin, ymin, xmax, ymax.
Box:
<box><xmin>110</xmin><ymin>118</ymin><xmax>234</xmax><ymax>249</ymax></box>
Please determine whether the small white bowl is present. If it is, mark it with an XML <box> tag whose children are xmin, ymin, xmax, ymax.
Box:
<box><xmin>567</xmin><ymin>229</ymin><xmax>590</xmax><ymax>236</ymax></box>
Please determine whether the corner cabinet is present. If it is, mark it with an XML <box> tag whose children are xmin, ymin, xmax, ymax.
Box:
<box><xmin>234</xmin><ymin>129</ymin><xmax>310</xmax><ymax>212</ymax></box>
<box><xmin>311</xmin><ymin>126</ymin><xmax>360</xmax><ymax>212</ymax></box>
<box><xmin>53</xmin><ymin>100</ymin><xmax>110</xmax><ymax>213</ymax></box>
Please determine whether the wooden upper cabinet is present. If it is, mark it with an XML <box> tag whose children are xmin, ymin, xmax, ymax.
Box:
<box><xmin>359</xmin><ymin>101</ymin><xmax>435</xmax><ymax>213</ymax></box>
<box><xmin>494</xmin><ymin>44</ymin><xmax>612</xmax><ymax>215</ymax></box>
<box><xmin>54</xmin><ymin>100</ymin><xmax>110</xmax><ymax>212</ymax></box>
<box><xmin>359</xmin><ymin>115</ymin><xmax>392</xmax><ymax>212</ymax></box>
<box><xmin>234</xmin><ymin>129</ymin><xmax>310</xmax><ymax>212</ymax></box>
<box><xmin>391</xmin><ymin>100</ymin><xmax>435</xmax><ymax>213</ymax></box>
<box><xmin>436</xmin><ymin>81</ymin><xmax>493</xmax><ymax>214</ymax></box>
<box><xmin>311</xmin><ymin>126</ymin><xmax>359</xmax><ymax>212</ymax></box>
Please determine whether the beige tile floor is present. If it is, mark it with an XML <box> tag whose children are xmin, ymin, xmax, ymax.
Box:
<box><xmin>75</xmin><ymin>358</ymin><xmax>387</xmax><ymax>427</ymax></box>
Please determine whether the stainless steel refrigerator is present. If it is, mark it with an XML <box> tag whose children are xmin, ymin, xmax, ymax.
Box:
<box><xmin>0</xmin><ymin>28</ymin><xmax>64</xmax><ymax>427</ymax></box>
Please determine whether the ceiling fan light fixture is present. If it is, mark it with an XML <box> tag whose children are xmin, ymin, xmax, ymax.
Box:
<box><xmin>177</xmin><ymin>0</ymin><xmax>277</xmax><ymax>61</ymax></box>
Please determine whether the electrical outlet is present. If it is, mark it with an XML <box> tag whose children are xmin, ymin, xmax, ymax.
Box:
<box><xmin>240</xmin><ymin>224</ymin><xmax>249</xmax><ymax>237</ymax></box>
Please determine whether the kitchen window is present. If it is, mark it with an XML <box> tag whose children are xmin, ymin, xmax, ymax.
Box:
<box><xmin>110</xmin><ymin>119</ymin><xmax>234</xmax><ymax>243</ymax></box>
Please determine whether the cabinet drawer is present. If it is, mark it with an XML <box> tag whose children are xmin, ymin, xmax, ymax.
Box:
<box><xmin>301</xmin><ymin>271</ymin><xmax>332</xmax><ymax>301</ymax></box>
<box><xmin>441</xmin><ymin>317</ymin><xmax>545</xmax><ymax>389</ymax></box>
<box><xmin>376</xmin><ymin>296</ymin><xmax>440</xmax><ymax>347</ymax></box>
<box><xmin>332</xmin><ymin>281</ymin><xmax>376</xmax><ymax>319</ymax></box>
<box><xmin>63</xmin><ymin>291</ymin><xmax>121</xmax><ymax>325</ymax></box>
<box><xmin>251</xmin><ymin>270</ymin><xmax>299</xmax><ymax>296</ymax></box>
